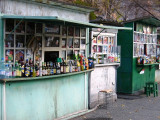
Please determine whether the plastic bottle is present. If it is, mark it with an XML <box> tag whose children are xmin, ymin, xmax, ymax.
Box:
<box><xmin>8</xmin><ymin>61</ymin><xmax>12</xmax><ymax>78</ymax></box>
<box><xmin>0</xmin><ymin>58</ymin><xmax>6</xmax><ymax>79</ymax></box>
<box><xmin>5</xmin><ymin>64</ymin><xmax>9</xmax><ymax>79</ymax></box>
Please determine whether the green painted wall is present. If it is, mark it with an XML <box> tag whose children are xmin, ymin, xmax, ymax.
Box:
<box><xmin>0</xmin><ymin>83</ymin><xmax>2</xmax><ymax>120</ymax></box>
<box><xmin>117</xmin><ymin>22</ymin><xmax>134</xmax><ymax>93</ymax></box>
<box><xmin>3</xmin><ymin>73</ymin><xmax>88</xmax><ymax>120</ymax></box>
<box><xmin>117</xmin><ymin>22</ymin><xmax>156</xmax><ymax>94</ymax></box>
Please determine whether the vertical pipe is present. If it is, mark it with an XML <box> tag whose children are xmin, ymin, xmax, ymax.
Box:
<box><xmin>3</xmin><ymin>82</ymin><xmax>6</xmax><ymax>120</ymax></box>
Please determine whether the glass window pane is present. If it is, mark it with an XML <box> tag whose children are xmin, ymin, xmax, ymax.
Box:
<box><xmin>45</xmin><ymin>24</ymin><xmax>60</xmax><ymax>34</ymax></box>
<box><xmin>5</xmin><ymin>49</ymin><xmax>14</xmax><ymax>62</ymax></box>
<box><xmin>103</xmin><ymin>36</ymin><xmax>108</xmax><ymax>44</ymax></box>
<box><xmin>67</xmin><ymin>50</ymin><xmax>73</xmax><ymax>60</ymax></box>
<box><xmin>15</xmin><ymin>50</ymin><xmax>24</xmax><ymax>62</ymax></box>
<box><xmin>36</xmin><ymin>36</ymin><xmax>42</xmax><ymax>48</ymax></box>
<box><xmin>62</xmin><ymin>26</ymin><xmax>67</xmax><ymax>36</ymax></box>
<box><xmin>36</xmin><ymin>23</ymin><xmax>42</xmax><ymax>33</ymax></box>
<box><xmin>92</xmin><ymin>45</ymin><xmax>97</xmax><ymax>52</ymax></box>
<box><xmin>81</xmin><ymin>39</ymin><xmax>86</xmax><ymax>49</ymax></box>
<box><xmin>68</xmin><ymin>27</ymin><xmax>74</xmax><ymax>36</ymax></box>
<box><xmin>68</xmin><ymin>38</ymin><xmax>73</xmax><ymax>48</ymax></box>
<box><xmin>80</xmin><ymin>50</ymin><xmax>85</xmax><ymax>56</ymax></box>
<box><xmin>97</xmin><ymin>46</ymin><xmax>102</xmax><ymax>52</ymax></box>
<box><xmin>15</xmin><ymin>20</ymin><xmax>25</xmax><ymax>33</ymax></box>
<box><xmin>26</xmin><ymin>49</ymin><xmax>33</xmax><ymax>60</ymax></box>
<box><xmin>16</xmin><ymin>35</ymin><xmax>25</xmax><ymax>48</ymax></box>
<box><xmin>81</xmin><ymin>28</ymin><xmax>86</xmax><ymax>37</ymax></box>
<box><xmin>97</xmin><ymin>36</ymin><xmax>103</xmax><ymax>44</ymax></box>
<box><xmin>62</xmin><ymin>38</ymin><xmax>66</xmax><ymax>48</ymax></box>
<box><xmin>27</xmin><ymin>22</ymin><xmax>35</xmax><ymax>34</ymax></box>
<box><xmin>45</xmin><ymin>36</ymin><xmax>60</xmax><ymax>47</ymax></box>
<box><xmin>75</xmin><ymin>27</ymin><xmax>80</xmax><ymax>37</ymax></box>
<box><xmin>74</xmin><ymin>39</ymin><xmax>80</xmax><ymax>48</ymax></box>
<box><xmin>35</xmin><ymin>50</ymin><xmax>42</xmax><ymax>62</ymax></box>
<box><xmin>5</xmin><ymin>19</ymin><xmax>14</xmax><ymax>32</ymax></box>
<box><xmin>5</xmin><ymin>34</ymin><xmax>14</xmax><ymax>47</ymax></box>
<box><xmin>61</xmin><ymin>50</ymin><xmax>66</xmax><ymax>60</ymax></box>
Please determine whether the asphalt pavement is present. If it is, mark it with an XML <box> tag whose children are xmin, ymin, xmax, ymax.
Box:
<box><xmin>70</xmin><ymin>84</ymin><xmax>160</xmax><ymax>120</ymax></box>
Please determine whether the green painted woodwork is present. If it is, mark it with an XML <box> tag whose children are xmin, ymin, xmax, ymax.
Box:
<box><xmin>1</xmin><ymin>15</ymin><xmax>132</xmax><ymax>30</ymax></box>
<box><xmin>117</xmin><ymin>19</ymin><xmax>158</xmax><ymax>94</ymax></box>
<box><xmin>0</xmin><ymin>16</ymin><xmax>4</xmax><ymax>59</ymax></box>
<box><xmin>0</xmin><ymin>83</ymin><xmax>2</xmax><ymax>120</ymax></box>
<box><xmin>0</xmin><ymin>72</ymin><xmax>90</xmax><ymax>120</ymax></box>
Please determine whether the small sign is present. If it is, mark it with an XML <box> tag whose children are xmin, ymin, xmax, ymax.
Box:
<box><xmin>140</xmin><ymin>69</ymin><xmax>145</xmax><ymax>74</ymax></box>
<box><xmin>159</xmin><ymin>64</ymin><xmax>160</xmax><ymax>69</ymax></box>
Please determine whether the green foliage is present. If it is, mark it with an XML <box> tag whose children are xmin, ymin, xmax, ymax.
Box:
<box><xmin>90</xmin><ymin>12</ymin><xmax>97</xmax><ymax>20</ymax></box>
<box><xmin>74</xmin><ymin>0</ymin><xmax>97</xmax><ymax>20</ymax></box>
<box><xmin>74</xmin><ymin>0</ymin><xmax>91</xmax><ymax>7</ymax></box>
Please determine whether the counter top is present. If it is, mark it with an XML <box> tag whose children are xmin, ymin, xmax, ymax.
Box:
<box><xmin>95</xmin><ymin>63</ymin><xmax>120</xmax><ymax>67</ymax></box>
<box><xmin>0</xmin><ymin>69</ymin><xmax>94</xmax><ymax>82</ymax></box>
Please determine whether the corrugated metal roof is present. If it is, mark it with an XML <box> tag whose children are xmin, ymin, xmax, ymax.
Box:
<box><xmin>1</xmin><ymin>15</ymin><xmax>132</xmax><ymax>30</ymax></box>
<box><xmin>123</xmin><ymin>16</ymin><xmax>160</xmax><ymax>27</ymax></box>
<box><xmin>14</xmin><ymin>0</ymin><xmax>95</xmax><ymax>13</ymax></box>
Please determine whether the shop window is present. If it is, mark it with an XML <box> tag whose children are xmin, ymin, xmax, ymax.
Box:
<box><xmin>62</xmin><ymin>26</ymin><xmax>67</xmax><ymax>36</ymax></box>
<box><xmin>16</xmin><ymin>35</ymin><xmax>25</xmax><ymax>48</ymax></box>
<box><xmin>61</xmin><ymin>50</ymin><xmax>66</xmax><ymax>60</ymax></box>
<box><xmin>67</xmin><ymin>50</ymin><xmax>73</xmax><ymax>60</ymax></box>
<box><xmin>5</xmin><ymin>34</ymin><xmax>14</xmax><ymax>48</ymax></box>
<box><xmin>75</xmin><ymin>27</ymin><xmax>80</xmax><ymax>37</ymax></box>
<box><xmin>68</xmin><ymin>38</ymin><xmax>73</xmax><ymax>48</ymax></box>
<box><xmin>74</xmin><ymin>39</ymin><xmax>80</xmax><ymax>48</ymax></box>
<box><xmin>81</xmin><ymin>28</ymin><xmax>86</xmax><ymax>37</ymax></box>
<box><xmin>62</xmin><ymin>38</ymin><xmax>66</xmax><ymax>48</ymax></box>
<box><xmin>36</xmin><ymin>23</ymin><xmax>42</xmax><ymax>34</ymax></box>
<box><xmin>45</xmin><ymin>23</ymin><xmax>60</xmax><ymax>34</ymax></box>
<box><xmin>27</xmin><ymin>22</ymin><xmax>35</xmax><ymax>34</ymax></box>
<box><xmin>15</xmin><ymin>50</ymin><xmax>24</xmax><ymax>62</ymax></box>
<box><xmin>45</xmin><ymin>51</ymin><xmax>59</xmax><ymax>63</ymax></box>
<box><xmin>15</xmin><ymin>20</ymin><xmax>25</xmax><ymax>33</ymax></box>
<box><xmin>68</xmin><ymin>27</ymin><xmax>74</xmax><ymax>36</ymax></box>
<box><xmin>81</xmin><ymin>39</ymin><xmax>86</xmax><ymax>49</ymax></box>
<box><xmin>45</xmin><ymin>36</ymin><xmax>60</xmax><ymax>47</ymax></box>
<box><xmin>5</xmin><ymin>49</ymin><xmax>14</xmax><ymax>62</ymax></box>
<box><xmin>5</xmin><ymin>19</ymin><xmax>14</xmax><ymax>32</ymax></box>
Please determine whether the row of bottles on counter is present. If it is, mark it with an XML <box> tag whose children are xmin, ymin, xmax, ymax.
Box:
<box><xmin>0</xmin><ymin>55</ymin><xmax>94</xmax><ymax>79</ymax></box>
<box><xmin>137</xmin><ymin>55</ymin><xmax>157</xmax><ymax>64</ymax></box>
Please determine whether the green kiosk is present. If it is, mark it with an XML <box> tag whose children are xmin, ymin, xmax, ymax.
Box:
<box><xmin>117</xmin><ymin>16</ymin><xmax>160</xmax><ymax>94</ymax></box>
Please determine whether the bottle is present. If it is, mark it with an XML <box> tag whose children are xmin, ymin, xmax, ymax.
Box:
<box><xmin>21</xmin><ymin>61</ymin><xmax>25</xmax><ymax>77</ymax></box>
<box><xmin>33</xmin><ymin>66</ymin><xmax>36</xmax><ymax>77</ymax></box>
<box><xmin>25</xmin><ymin>59</ymin><xmax>30</xmax><ymax>77</ymax></box>
<box><xmin>30</xmin><ymin>64</ymin><xmax>33</xmax><ymax>77</ymax></box>
<box><xmin>77</xmin><ymin>60</ymin><xmax>81</xmax><ymax>72</ymax></box>
<box><xmin>0</xmin><ymin>58</ymin><xmax>6</xmax><ymax>79</ymax></box>
<box><xmin>53</xmin><ymin>63</ymin><xmax>56</xmax><ymax>75</ymax></box>
<box><xmin>39</xmin><ymin>62</ymin><xmax>42</xmax><ymax>77</ymax></box>
<box><xmin>19</xmin><ymin>64</ymin><xmax>22</xmax><ymax>77</ymax></box>
<box><xmin>44</xmin><ymin>62</ymin><xmax>47</xmax><ymax>76</ymax></box>
<box><xmin>63</xmin><ymin>60</ymin><xmax>66</xmax><ymax>74</ymax></box>
<box><xmin>65</xmin><ymin>61</ymin><xmax>69</xmax><ymax>73</ymax></box>
<box><xmin>69</xmin><ymin>61</ymin><xmax>72</xmax><ymax>73</ymax></box>
<box><xmin>35</xmin><ymin>63</ymin><xmax>39</xmax><ymax>77</ymax></box>
<box><xmin>50</xmin><ymin>62</ymin><xmax>54</xmax><ymax>75</ymax></box>
<box><xmin>56</xmin><ymin>62</ymin><xmax>61</xmax><ymax>74</ymax></box>
<box><xmin>60</xmin><ymin>59</ymin><xmax>64</xmax><ymax>74</ymax></box>
<box><xmin>42</xmin><ymin>62</ymin><xmax>45</xmax><ymax>76</ymax></box>
<box><xmin>8</xmin><ymin>61</ymin><xmax>12</xmax><ymax>78</ymax></box>
<box><xmin>47</xmin><ymin>62</ymin><xmax>50</xmax><ymax>76</ymax></box>
<box><xmin>5</xmin><ymin>64</ymin><xmax>9</xmax><ymax>79</ymax></box>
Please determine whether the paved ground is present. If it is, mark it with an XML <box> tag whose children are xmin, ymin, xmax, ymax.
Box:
<box><xmin>70</xmin><ymin>84</ymin><xmax>160</xmax><ymax>120</ymax></box>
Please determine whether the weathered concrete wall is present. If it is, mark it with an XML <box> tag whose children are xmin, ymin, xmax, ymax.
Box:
<box><xmin>155</xmin><ymin>70</ymin><xmax>160</xmax><ymax>83</ymax></box>
<box><xmin>89</xmin><ymin>65</ymin><xmax>117</xmax><ymax>108</ymax></box>
<box><xmin>0</xmin><ymin>0</ymin><xmax>89</xmax><ymax>22</ymax></box>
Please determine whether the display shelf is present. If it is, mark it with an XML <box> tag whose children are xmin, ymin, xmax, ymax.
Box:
<box><xmin>0</xmin><ymin>69</ymin><xmax>94</xmax><ymax>82</ymax></box>
<box><xmin>137</xmin><ymin>63</ymin><xmax>159</xmax><ymax>66</ymax></box>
